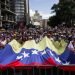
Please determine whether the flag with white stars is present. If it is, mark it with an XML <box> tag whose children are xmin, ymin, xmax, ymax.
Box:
<box><xmin>0</xmin><ymin>43</ymin><xmax>75</xmax><ymax>71</ymax></box>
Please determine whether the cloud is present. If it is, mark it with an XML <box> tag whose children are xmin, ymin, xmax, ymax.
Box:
<box><xmin>30</xmin><ymin>9</ymin><xmax>35</xmax><ymax>16</ymax></box>
<box><xmin>39</xmin><ymin>12</ymin><xmax>55</xmax><ymax>19</ymax></box>
<box><xmin>30</xmin><ymin>9</ymin><xmax>55</xmax><ymax>19</ymax></box>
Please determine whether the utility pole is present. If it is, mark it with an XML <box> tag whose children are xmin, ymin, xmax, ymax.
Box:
<box><xmin>24</xmin><ymin>0</ymin><xmax>30</xmax><ymax>25</ymax></box>
<box><xmin>0</xmin><ymin>1</ymin><xmax>2</xmax><ymax>27</ymax></box>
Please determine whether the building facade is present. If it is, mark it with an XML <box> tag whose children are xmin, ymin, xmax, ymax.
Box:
<box><xmin>0</xmin><ymin>0</ymin><xmax>15</xmax><ymax>28</ymax></box>
<box><xmin>31</xmin><ymin>10</ymin><xmax>42</xmax><ymax>27</ymax></box>
<box><xmin>15</xmin><ymin>0</ymin><xmax>30</xmax><ymax>25</ymax></box>
<box><xmin>42</xmin><ymin>19</ymin><xmax>48</xmax><ymax>28</ymax></box>
<box><xmin>15</xmin><ymin>0</ymin><xmax>25</xmax><ymax>22</ymax></box>
<box><xmin>0</xmin><ymin>0</ymin><xmax>30</xmax><ymax>28</ymax></box>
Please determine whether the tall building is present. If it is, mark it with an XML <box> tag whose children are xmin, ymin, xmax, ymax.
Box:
<box><xmin>15</xmin><ymin>0</ymin><xmax>30</xmax><ymax>25</ymax></box>
<box><xmin>15</xmin><ymin>0</ymin><xmax>25</xmax><ymax>22</ymax></box>
<box><xmin>31</xmin><ymin>10</ymin><xmax>42</xmax><ymax>27</ymax></box>
<box><xmin>42</xmin><ymin>19</ymin><xmax>48</xmax><ymax>28</ymax></box>
<box><xmin>0</xmin><ymin>0</ymin><xmax>15</xmax><ymax>28</ymax></box>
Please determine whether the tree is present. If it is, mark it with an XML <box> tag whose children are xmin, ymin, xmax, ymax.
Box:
<box><xmin>48</xmin><ymin>16</ymin><xmax>61</xmax><ymax>27</ymax></box>
<box><xmin>48</xmin><ymin>0</ymin><xmax>75</xmax><ymax>27</ymax></box>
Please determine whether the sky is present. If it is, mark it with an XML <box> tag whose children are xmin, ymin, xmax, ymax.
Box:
<box><xmin>29</xmin><ymin>0</ymin><xmax>59</xmax><ymax>19</ymax></box>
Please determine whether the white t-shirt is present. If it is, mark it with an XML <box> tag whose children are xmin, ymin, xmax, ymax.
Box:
<box><xmin>1</xmin><ymin>40</ymin><xmax>7</xmax><ymax>46</ymax></box>
<box><xmin>68</xmin><ymin>41</ymin><xmax>74</xmax><ymax>50</ymax></box>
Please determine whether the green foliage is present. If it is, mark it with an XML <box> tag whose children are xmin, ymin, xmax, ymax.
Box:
<box><xmin>48</xmin><ymin>0</ymin><xmax>75</xmax><ymax>27</ymax></box>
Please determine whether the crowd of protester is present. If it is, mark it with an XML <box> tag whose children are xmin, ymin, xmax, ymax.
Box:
<box><xmin>0</xmin><ymin>24</ymin><xmax>75</xmax><ymax>51</ymax></box>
